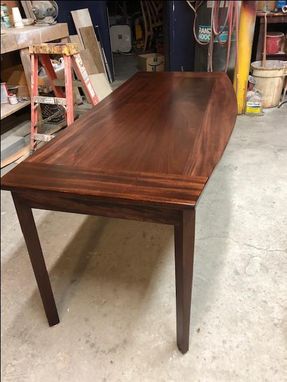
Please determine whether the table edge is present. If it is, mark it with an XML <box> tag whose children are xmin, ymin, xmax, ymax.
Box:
<box><xmin>1</xmin><ymin>162</ymin><xmax>207</xmax><ymax>208</ymax></box>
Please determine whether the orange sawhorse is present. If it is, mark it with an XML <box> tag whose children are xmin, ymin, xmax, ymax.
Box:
<box><xmin>29</xmin><ymin>43</ymin><xmax>99</xmax><ymax>150</ymax></box>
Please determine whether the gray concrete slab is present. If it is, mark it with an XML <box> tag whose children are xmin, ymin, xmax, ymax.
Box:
<box><xmin>1</xmin><ymin>106</ymin><xmax>287</xmax><ymax>381</ymax></box>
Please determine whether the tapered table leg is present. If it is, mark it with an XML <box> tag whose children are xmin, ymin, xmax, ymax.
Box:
<box><xmin>174</xmin><ymin>208</ymin><xmax>196</xmax><ymax>354</ymax></box>
<box><xmin>12</xmin><ymin>193</ymin><xmax>59</xmax><ymax>326</ymax></box>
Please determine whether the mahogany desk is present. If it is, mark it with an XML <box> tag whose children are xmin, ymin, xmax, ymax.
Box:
<box><xmin>1</xmin><ymin>72</ymin><xmax>237</xmax><ymax>353</ymax></box>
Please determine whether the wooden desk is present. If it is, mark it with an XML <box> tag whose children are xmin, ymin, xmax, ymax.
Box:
<box><xmin>1</xmin><ymin>72</ymin><xmax>237</xmax><ymax>353</ymax></box>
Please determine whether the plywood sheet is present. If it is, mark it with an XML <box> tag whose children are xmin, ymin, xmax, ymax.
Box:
<box><xmin>80</xmin><ymin>49</ymin><xmax>99</xmax><ymax>75</ymax></box>
<box><xmin>71</xmin><ymin>8</ymin><xmax>93</xmax><ymax>48</ymax></box>
<box><xmin>89</xmin><ymin>73</ymin><xmax>112</xmax><ymax>101</ymax></box>
<box><xmin>79</xmin><ymin>26</ymin><xmax>106</xmax><ymax>74</ymax></box>
<box><xmin>69</xmin><ymin>34</ymin><xmax>81</xmax><ymax>46</ymax></box>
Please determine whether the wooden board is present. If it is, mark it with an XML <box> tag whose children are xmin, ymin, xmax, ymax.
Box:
<box><xmin>69</xmin><ymin>34</ymin><xmax>81</xmax><ymax>46</ymax></box>
<box><xmin>1</xmin><ymin>100</ymin><xmax>30</xmax><ymax>120</ymax></box>
<box><xmin>71</xmin><ymin>8</ymin><xmax>93</xmax><ymax>48</ymax></box>
<box><xmin>80</xmin><ymin>49</ymin><xmax>99</xmax><ymax>75</ymax></box>
<box><xmin>79</xmin><ymin>26</ymin><xmax>106</xmax><ymax>74</ymax></box>
<box><xmin>1</xmin><ymin>24</ymin><xmax>69</xmax><ymax>54</ymax></box>
<box><xmin>71</xmin><ymin>9</ymin><xmax>109</xmax><ymax>79</ymax></box>
<box><xmin>89</xmin><ymin>73</ymin><xmax>112</xmax><ymax>101</ymax></box>
<box><xmin>1</xmin><ymin>145</ymin><xmax>30</xmax><ymax>168</ymax></box>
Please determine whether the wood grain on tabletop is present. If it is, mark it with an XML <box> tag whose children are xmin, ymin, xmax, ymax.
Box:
<box><xmin>1</xmin><ymin>72</ymin><xmax>237</xmax><ymax>208</ymax></box>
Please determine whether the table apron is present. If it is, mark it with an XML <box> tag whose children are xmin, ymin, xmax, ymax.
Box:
<box><xmin>12</xmin><ymin>190</ymin><xmax>185</xmax><ymax>226</ymax></box>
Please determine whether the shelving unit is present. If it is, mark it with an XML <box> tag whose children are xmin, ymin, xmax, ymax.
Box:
<box><xmin>1</xmin><ymin>100</ymin><xmax>30</xmax><ymax>121</ymax></box>
<box><xmin>256</xmin><ymin>12</ymin><xmax>287</xmax><ymax>61</ymax></box>
<box><xmin>1</xmin><ymin>23</ymin><xmax>69</xmax><ymax>168</ymax></box>
<box><xmin>1</xmin><ymin>23</ymin><xmax>69</xmax><ymax>121</ymax></box>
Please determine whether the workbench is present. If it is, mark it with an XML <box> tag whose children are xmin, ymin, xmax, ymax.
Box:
<box><xmin>1</xmin><ymin>23</ymin><xmax>69</xmax><ymax>120</ymax></box>
<box><xmin>1</xmin><ymin>72</ymin><xmax>237</xmax><ymax>353</ymax></box>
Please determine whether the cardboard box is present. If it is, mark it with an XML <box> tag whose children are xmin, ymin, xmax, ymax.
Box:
<box><xmin>138</xmin><ymin>53</ymin><xmax>165</xmax><ymax>72</ymax></box>
<box><xmin>1</xmin><ymin>64</ymin><xmax>29</xmax><ymax>96</ymax></box>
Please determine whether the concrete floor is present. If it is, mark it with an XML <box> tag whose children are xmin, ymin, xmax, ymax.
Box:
<box><xmin>113</xmin><ymin>53</ymin><xmax>138</xmax><ymax>82</ymax></box>
<box><xmin>1</xmin><ymin>99</ymin><xmax>287</xmax><ymax>379</ymax></box>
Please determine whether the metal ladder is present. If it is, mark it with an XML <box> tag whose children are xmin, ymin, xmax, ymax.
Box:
<box><xmin>30</xmin><ymin>43</ymin><xmax>99</xmax><ymax>149</ymax></box>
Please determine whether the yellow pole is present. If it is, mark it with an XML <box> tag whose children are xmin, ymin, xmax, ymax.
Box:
<box><xmin>233</xmin><ymin>1</ymin><xmax>257</xmax><ymax>114</ymax></box>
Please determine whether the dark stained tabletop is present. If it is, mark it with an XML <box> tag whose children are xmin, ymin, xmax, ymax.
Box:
<box><xmin>1</xmin><ymin>72</ymin><xmax>237</xmax><ymax>208</ymax></box>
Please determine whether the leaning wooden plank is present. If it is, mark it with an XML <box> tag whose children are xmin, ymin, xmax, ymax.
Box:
<box><xmin>80</xmin><ymin>49</ymin><xmax>99</xmax><ymax>75</ymax></box>
<box><xmin>89</xmin><ymin>73</ymin><xmax>112</xmax><ymax>101</ymax></box>
<box><xmin>79</xmin><ymin>26</ymin><xmax>106</xmax><ymax>74</ymax></box>
<box><xmin>69</xmin><ymin>35</ymin><xmax>81</xmax><ymax>47</ymax></box>
<box><xmin>71</xmin><ymin>9</ymin><xmax>109</xmax><ymax>79</ymax></box>
<box><xmin>71</xmin><ymin>8</ymin><xmax>93</xmax><ymax>48</ymax></box>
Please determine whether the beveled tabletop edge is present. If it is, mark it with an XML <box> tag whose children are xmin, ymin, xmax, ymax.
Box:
<box><xmin>1</xmin><ymin>162</ymin><xmax>207</xmax><ymax>208</ymax></box>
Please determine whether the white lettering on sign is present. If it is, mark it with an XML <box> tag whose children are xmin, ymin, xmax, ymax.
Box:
<box><xmin>198</xmin><ymin>25</ymin><xmax>233</xmax><ymax>43</ymax></box>
<box><xmin>198</xmin><ymin>25</ymin><xmax>212</xmax><ymax>42</ymax></box>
